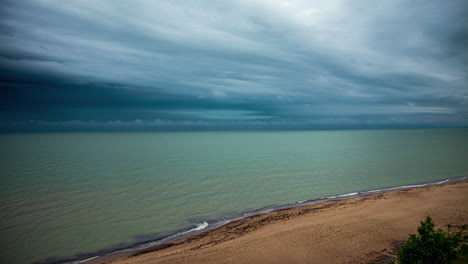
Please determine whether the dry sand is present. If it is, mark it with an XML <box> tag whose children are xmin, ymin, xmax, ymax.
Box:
<box><xmin>96</xmin><ymin>180</ymin><xmax>468</xmax><ymax>264</ymax></box>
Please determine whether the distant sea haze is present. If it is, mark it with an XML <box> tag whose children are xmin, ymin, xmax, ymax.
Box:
<box><xmin>1</xmin><ymin>129</ymin><xmax>468</xmax><ymax>264</ymax></box>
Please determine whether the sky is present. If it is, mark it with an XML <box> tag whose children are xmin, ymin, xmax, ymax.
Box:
<box><xmin>1</xmin><ymin>0</ymin><xmax>467</xmax><ymax>131</ymax></box>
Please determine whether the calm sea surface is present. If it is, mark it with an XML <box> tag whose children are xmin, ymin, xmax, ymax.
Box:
<box><xmin>1</xmin><ymin>129</ymin><xmax>467</xmax><ymax>264</ymax></box>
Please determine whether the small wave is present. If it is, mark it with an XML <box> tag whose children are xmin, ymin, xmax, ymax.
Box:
<box><xmin>326</xmin><ymin>192</ymin><xmax>358</xmax><ymax>199</ymax></box>
<box><xmin>435</xmin><ymin>179</ymin><xmax>449</xmax><ymax>184</ymax></box>
<box><xmin>366</xmin><ymin>179</ymin><xmax>450</xmax><ymax>193</ymax></box>
<box><xmin>176</xmin><ymin>222</ymin><xmax>208</xmax><ymax>236</ymax></box>
<box><xmin>364</xmin><ymin>177</ymin><xmax>454</xmax><ymax>193</ymax></box>
<box><xmin>108</xmin><ymin>221</ymin><xmax>211</xmax><ymax>256</ymax></box>
<box><xmin>192</xmin><ymin>221</ymin><xmax>208</xmax><ymax>231</ymax></box>
<box><xmin>64</xmin><ymin>256</ymin><xmax>99</xmax><ymax>264</ymax></box>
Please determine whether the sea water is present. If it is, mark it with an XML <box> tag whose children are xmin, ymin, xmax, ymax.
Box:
<box><xmin>0</xmin><ymin>129</ymin><xmax>467</xmax><ymax>264</ymax></box>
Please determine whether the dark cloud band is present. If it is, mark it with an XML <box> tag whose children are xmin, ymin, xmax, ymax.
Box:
<box><xmin>1</xmin><ymin>0</ymin><xmax>467</xmax><ymax>131</ymax></box>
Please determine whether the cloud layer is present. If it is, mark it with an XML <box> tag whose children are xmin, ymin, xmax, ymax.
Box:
<box><xmin>1</xmin><ymin>0</ymin><xmax>467</xmax><ymax>131</ymax></box>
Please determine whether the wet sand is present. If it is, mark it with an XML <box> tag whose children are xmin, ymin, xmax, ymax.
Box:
<box><xmin>95</xmin><ymin>180</ymin><xmax>468</xmax><ymax>264</ymax></box>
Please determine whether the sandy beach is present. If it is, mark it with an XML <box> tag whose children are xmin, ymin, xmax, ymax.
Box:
<box><xmin>95</xmin><ymin>180</ymin><xmax>468</xmax><ymax>264</ymax></box>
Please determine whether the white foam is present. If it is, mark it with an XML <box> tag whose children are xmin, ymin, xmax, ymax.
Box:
<box><xmin>174</xmin><ymin>222</ymin><xmax>209</xmax><ymax>237</ymax></box>
<box><xmin>327</xmin><ymin>192</ymin><xmax>358</xmax><ymax>199</ymax></box>
<box><xmin>338</xmin><ymin>192</ymin><xmax>358</xmax><ymax>197</ymax></box>
<box><xmin>192</xmin><ymin>221</ymin><xmax>209</xmax><ymax>231</ymax></box>
<box><xmin>366</xmin><ymin>179</ymin><xmax>450</xmax><ymax>194</ymax></box>
<box><xmin>435</xmin><ymin>179</ymin><xmax>449</xmax><ymax>184</ymax></box>
<box><xmin>117</xmin><ymin>221</ymin><xmax>211</xmax><ymax>254</ymax></box>
<box><xmin>65</xmin><ymin>256</ymin><xmax>99</xmax><ymax>264</ymax></box>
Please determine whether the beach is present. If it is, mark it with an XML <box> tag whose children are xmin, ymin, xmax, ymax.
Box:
<box><xmin>94</xmin><ymin>180</ymin><xmax>468</xmax><ymax>264</ymax></box>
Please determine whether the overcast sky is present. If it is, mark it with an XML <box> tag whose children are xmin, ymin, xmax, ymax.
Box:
<box><xmin>1</xmin><ymin>0</ymin><xmax>467</xmax><ymax>131</ymax></box>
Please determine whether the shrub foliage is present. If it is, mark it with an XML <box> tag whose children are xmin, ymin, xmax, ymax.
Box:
<box><xmin>395</xmin><ymin>216</ymin><xmax>467</xmax><ymax>264</ymax></box>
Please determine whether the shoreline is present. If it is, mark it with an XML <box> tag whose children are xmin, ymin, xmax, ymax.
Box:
<box><xmin>98</xmin><ymin>177</ymin><xmax>467</xmax><ymax>264</ymax></box>
<box><xmin>53</xmin><ymin>176</ymin><xmax>468</xmax><ymax>264</ymax></box>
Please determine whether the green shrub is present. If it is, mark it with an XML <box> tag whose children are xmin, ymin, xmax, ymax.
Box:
<box><xmin>394</xmin><ymin>216</ymin><xmax>467</xmax><ymax>264</ymax></box>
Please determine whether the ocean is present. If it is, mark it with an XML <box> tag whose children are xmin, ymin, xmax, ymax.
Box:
<box><xmin>1</xmin><ymin>129</ymin><xmax>467</xmax><ymax>264</ymax></box>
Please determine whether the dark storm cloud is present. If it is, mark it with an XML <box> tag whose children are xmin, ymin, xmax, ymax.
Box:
<box><xmin>1</xmin><ymin>0</ymin><xmax>467</xmax><ymax>131</ymax></box>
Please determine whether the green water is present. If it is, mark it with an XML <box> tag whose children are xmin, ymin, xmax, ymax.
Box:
<box><xmin>0</xmin><ymin>129</ymin><xmax>467</xmax><ymax>264</ymax></box>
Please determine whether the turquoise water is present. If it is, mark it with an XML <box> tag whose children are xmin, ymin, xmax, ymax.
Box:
<box><xmin>1</xmin><ymin>129</ymin><xmax>468</xmax><ymax>264</ymax></box>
